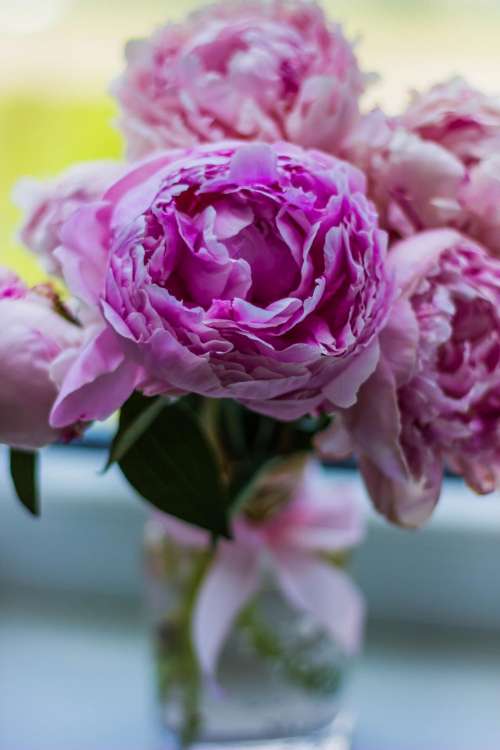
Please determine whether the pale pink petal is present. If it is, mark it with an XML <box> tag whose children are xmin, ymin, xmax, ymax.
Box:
<box><xmin>153</xmin><ymin>513</ymin><xmax>210</xmax><ymax>548</ymax></box>
<box><xmin>50</xmin><ymin>327</ymin><xmax>142</xmax><ymax>427</ymax></box>
<box><xmin>272</xmin><ymin>549</ymin><xmax>365</xmax><ymax>656</ymax></box>
<box><xmin>314</xmin><ymin>419</ymin><xmax>353</xmax><ymax>460</ymax></box>
<box><xmin>280</xmin><ymin>463</ymin><xmax>366</xmax><ymax>552</ymax></box>
<box><xmin>344</xmin><ymin>358</ymin><xmax>409</xmax><ymax>483</ymax></box>
<box><xmin>322</xmin><ymin>339</ymin><xmax>380</xmax><ymax>409</ymax></box>
<box><xmin>192</xmin><ymin>542</ymin><xmax>261</xmax><ymax>677</ymax></box>
<box><xmin>56</xmin><ymin>202</ymin><xmax>112</xmax><ymax>305</ymax></box>
<box><xmin>359</xmin><ymin>454</ymin><xmax>443</xmax><ymax>528</ymax></box>
<box><xmin>388</xmin><ymin>229</ymin><xmax>462</xmax><ymax>295</ymax></box>
<box><xmin>379</xmin><ymin>297</ymin><xmax>419</xmax><ymax>387</ymax></box>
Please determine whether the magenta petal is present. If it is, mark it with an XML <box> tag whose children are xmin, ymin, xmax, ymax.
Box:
<box><xmin>50</xmin><ymin>328</ymin><xmax>142</xmax><ymax>427</ymax></box>
<box><xmin>148</xmin><ymin>330</ymin><xmax>221</xmax><ymax>395</ymax></box>
<box><xmin>192</xmin><ymin>542</ymin><xmax>260</xmax><ymax>678</ymax></box>
<box><xmin>66</xmin><ymin>141</ymin><xmax>392</xmax><ymax>423</ymax></box>
<box><xmin>229</xmin><ymin>143</ymin><xmax>278</xmax><ymax>185</ymax></box>
<box><xmin>322</xmin><ymin>340</ymin><xmax>380</xmax><ymax>409</ymax></box>
<box><xmin>107</xmin><ymin>156</ymin><xmax>176</xmax><ymax>228</ymax></box>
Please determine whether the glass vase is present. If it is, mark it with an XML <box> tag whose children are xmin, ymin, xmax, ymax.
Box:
<box><xmin>144</xmin><ymin>522</ymin><xmax>358</xmax><ymax>749</ymax></box>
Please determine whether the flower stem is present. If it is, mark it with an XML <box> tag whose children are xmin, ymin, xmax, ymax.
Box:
<box><xmin>156</xmin><ymin>548</ymin><xmax>212</xmax><ymax>747</ymax></box>
<box><xmin>238</xmin><ymin>603</ymin><xmax>343</xmax><ymax>696</ymax></box>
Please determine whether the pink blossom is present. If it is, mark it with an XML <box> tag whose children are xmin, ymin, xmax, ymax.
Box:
<box><xmin>343</xmin><ymin>79</ymin><xmax>500</xmax><ymax>255</ymax></box>
<box><xmin>402</xmin><ymin>77</ymin><xmax>500</xmax><ymax>165</ymax></box>
<box><xmin>50</xmin><ymin>141</ymin><xmax>392</xmax><ymax>428</ymax></box>
<box><xmin>460</xmin><ymin>154</ymin><xmax>500</xmax><ymax>254</ymax></box>
<box><xmin>343</xmin><ymin>110</ymin><xmax>466</xmax><ymax>239</ymax></box>
<box><xmin>0</xmin><ymin>268</ymin><xmax>83</xmax><ymax>450</ymax></box>
<box><xmin>153</xmin><ymin>458</ymin><xmax>366</xmax><ymax>676</ymax></box>
<box><xmin>13</xmin><ymin>161</ymin><xmax>123</xmax><ymax>275</ymax></box>
<box><xmin>318</xmin><ymin>229</ymin><xmax>500</xmax><ymax>527</ymax></box>
<box><xmin>113</xmin><ymin>0</ymin><xmax>366</xmax><ymax>158</ymax></box>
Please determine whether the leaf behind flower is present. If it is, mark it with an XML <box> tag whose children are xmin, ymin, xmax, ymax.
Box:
<box><xmin>116</xmin><ymin>394</ymin><xmax>230</xmax><ymax>537</ymax></box>
<box><xmin>9</xmin><ymin>448</ymin><xmax>39</xmax><ymax>517</ymax></box>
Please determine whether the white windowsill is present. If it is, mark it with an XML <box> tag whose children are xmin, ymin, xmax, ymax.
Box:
<box><xmin>2</xmin><ymin>446</ymin><xmax>500</xmax><ymax>749</ymax></box>
<box><xmin>1</xmin><ymin>590</ymin><xmax>499</xmax><ymax>750</ymax></box>
<box><xmin>1</xmin><ymin>444</ymin><xmax>500</xmax><ymax>630</ymax></box>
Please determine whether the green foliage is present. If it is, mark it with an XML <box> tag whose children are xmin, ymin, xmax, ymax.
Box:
<box><xmin>108</xmin><ymin>393</ymin><xmax>330</xmax><ymax>534</ymax></box>
<box><xmin>106</xmin><ymin>392</ymin><xmax>168</xmax><ymax>469</ymax></box>
<box><xmin>9</xmin><ymin>448</ymin><xmax>39</xmax><ymax>516</ymax></box>
<box><xmin>217</xmin><ymin>399</ymin><xmax>330</xmax><ymax>501</ymax></box>
<box><xmin>111</xmin><ymin>394</ymin><xmax>230</xmax><ymax>537</ymax></box>
<box><xmin>239</xmin><ymin>604</ymin><xmax>342</xmax><ymax>695</ymax></box>
<box><xmin>155</xmin><ymin>547</ymin><xmax>211</xmax><ymax>746</ymax></box>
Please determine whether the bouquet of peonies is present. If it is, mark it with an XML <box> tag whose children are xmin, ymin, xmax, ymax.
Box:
<box><xmin>8</xmin><ymin>0</ymin><xmax>500</xmax><ymax>529</ymax></box>
<box><xmin>4</xmin><ymin>2</ymin><xmax>500</xmax><ymax>733</ymax></box>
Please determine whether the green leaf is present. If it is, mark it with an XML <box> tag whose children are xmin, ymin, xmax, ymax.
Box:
<box><xmin>117</xmin><ymin>397</ymin><xmax>230</xmax><ymax>537</ymax></box>
<box><xmin>106</xmin><ymin>392</ymin><xmax>168</xmax><ymax>470</ymax></box>
<box><xmin>9</xmin><ymin>449</ymin><xmax>39</xmax><ymax>516</ymax></box>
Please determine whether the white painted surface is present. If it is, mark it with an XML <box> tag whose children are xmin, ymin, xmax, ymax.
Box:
<box><xmin>1</xmin><ymin>591</ymin><xmax>499</xmax><ymax>750</ymax></box>
<box><xmin>1</xmin><ymin>445</ymin><xmax>500</xmax><ymax>748</ymax></box>
<box><xmin>1</xmin><ymin>446</ymin><xmax>500</xmax><ymax>629</ymax></box>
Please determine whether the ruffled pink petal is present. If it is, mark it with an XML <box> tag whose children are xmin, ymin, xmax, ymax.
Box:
<box><xmin>50</xmin><ymin>327</ymin><xmax>142</xmax><ymax>427</ymax></box>
<box><xmin>389</xmin><ymin>228</ymin><xmax>463</xmax><ymax>296</ymax></box>
<box><xmin>322</xmin><ymin>339</ymin><xmax>380</xmax><ymax>409</ymax></box>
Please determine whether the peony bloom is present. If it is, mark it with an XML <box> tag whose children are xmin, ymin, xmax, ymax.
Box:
<box><xmin>318</xmin><ymin>229</ymin><xmax>500</xmax><ymax>527</ymax></box>
<box><xmin>344</xmin><ymin>79</ymin><xmax>500</xmax><ymax>254</ymax></box>
<box><xmin>14</xmin><ymin>161</ymin><xmax>123</xmax><ymax>276</ymax></box>
<box><xmin>402</xmin><ymin>76</ymin><xmax>500</xmax><ymax>165</ymax></box>
<box><xmin>342</xmin><ymin>110</ymin><xmax>466</xmax><ymax>239</ymax></box>
<box><xmin>50</xmin><ymin>141</ymin><xmax>392</xmax><ymax>428</ymax></box>
<box><xmin>113</xmin><ymin>0</ymin><xmax>366</xmax><ymax>158</ymax></box>
<box><xmin>0</xmin><ymin>268</ymin><xmax>83</xmax><ymax>450</ymax></box>
<box><xmin>460</xmin><ymin>154</ymin><xmax>500</xmax><ymax>254</ymax></box>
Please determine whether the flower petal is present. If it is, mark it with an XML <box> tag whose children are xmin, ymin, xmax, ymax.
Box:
<box><xmin>272</xmin><ymin>549</ymin><xmax>365</xmax><ymax>656</ymax></box>
<box><xmin>50</xmin><ymin>327</ymin><xmax>142</xmax><ymax>427</ymax></box>
<box><xmin>192</xmin><ymin>542</ymin><xmax>261</xmax><ymax>678</ymax></box>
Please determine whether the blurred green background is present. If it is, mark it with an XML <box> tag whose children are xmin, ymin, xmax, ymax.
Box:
<box><xmin>1</xmin><ymin>0</ymin><xmax>499</xmax><ymax>283</ymax></box>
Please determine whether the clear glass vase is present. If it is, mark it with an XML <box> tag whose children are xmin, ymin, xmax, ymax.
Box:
<box><xmin>145</xmin><ymin>523</ymin><xmax>357</xmax><ymax>749</ymax></box>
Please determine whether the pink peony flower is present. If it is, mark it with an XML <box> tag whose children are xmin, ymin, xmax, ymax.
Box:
<box><xmin>460</xmin><ymin>154</ymin><xmax>500</xmax><ymax>254</ymax></box>
<box><xmin>318</xmin><ymin>229</ymin><xmax>500</xmax><ymax>527</ymax></box>
<box><xmin>343</xmin><ymin>110</ymin><xmax>466</xmax><ymax>239</ymax></box>
<box><xmin>402</xmin><ymin>77</ymin><xmax>500</xmax><ymax>165</ymax></box>
<box><xmin>49</xmin><ymin>141</ymin><xmax>392</xmax><ymax>428</ymax></box>
<box><xmin>0</xmin><ymin>268</ymin><xmax>83</xmax><ymax>450</ymax></box>
<box><xmin>344</xmin><ymin>79</ymin><xmax>500</xmax><ymax>255</ymax></box>
<box><xmin>113</xmin><ymin>0</ymin><xmax>366</xmax><ymax>158</ymax></box>
<box><xmin>13</xmin><ymin>161</ymin><xmax>123</xmax><ymax>276</ymax></box>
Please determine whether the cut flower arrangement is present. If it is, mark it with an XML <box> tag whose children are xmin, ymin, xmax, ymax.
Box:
<box><xmin>4</xmin><ymin>0</ymin><xmax>500</xmax><ymax>745</ymax></box>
